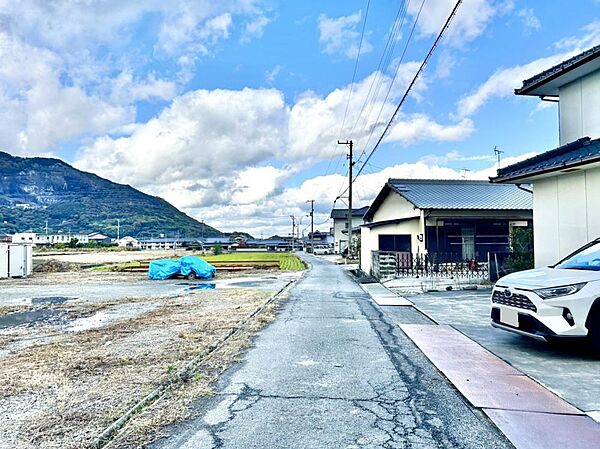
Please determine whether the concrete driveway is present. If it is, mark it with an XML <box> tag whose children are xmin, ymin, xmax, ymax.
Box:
<box><xmin>402</xmin><ymin>289</ymin><xmax>600</xmax><ymax>421</ymax></box>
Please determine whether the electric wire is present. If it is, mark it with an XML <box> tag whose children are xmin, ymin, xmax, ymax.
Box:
<box><xmin>354</xmin><ymin>0</ymin><xmax>462</xmax><ymax>182</ymax></box>
<box><xmin>355</xmin><ymin>0</ymin><xmax>425</xmax><ymax>163</ymax></box>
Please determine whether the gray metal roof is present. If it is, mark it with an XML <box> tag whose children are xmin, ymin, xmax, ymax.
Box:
<box><xmin>388</xmin><ymin>179</ymin><xmax>532</xmax><ymax>210</ymax></box>
<box><xmin>492</xmin><ymin>137</ymin><xmax>600</xmax><ymax>182</ymax></box>
<box><xmin>330</xmin><ymin>206</ymin><xmax>369</xmax><ymax>219</ymax></box>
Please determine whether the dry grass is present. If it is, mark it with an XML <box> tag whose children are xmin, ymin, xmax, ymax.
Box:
<box><xmin>0</xmin><ymin>284</ymin><xmax>287</xmax><ymax>449</ymax></box>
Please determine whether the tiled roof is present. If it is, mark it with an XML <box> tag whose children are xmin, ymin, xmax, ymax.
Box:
<box><xmin>387</xmin><ymin>179</ymin><xmax>532</xmax><ymax>210</ymax></box>
<box><xmin>493</xmin><ymin>137</ymin><xmax>600</xmax><ymax>182</ymax></box>
<box><xmin>516</xmin><ymin>45</ymin><xmax>600</xmax><ymax>96</ymax></box>
<box><xmin>330</xmin><ymin>205</ymin><xmax>369</xmax><ymax>219</ymax></box>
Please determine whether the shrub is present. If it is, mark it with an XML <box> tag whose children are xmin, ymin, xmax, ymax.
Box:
<box><xmin>213</xmin><ymin>243</ymin><xmax>223</xmax><ymax>255</ymax></box>
<box><xmin>506</xmin><ymin>227</ymin><xmax>534</xmax><ymax>272</ymax></box>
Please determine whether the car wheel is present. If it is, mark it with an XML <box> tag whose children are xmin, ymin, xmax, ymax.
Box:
<box><xmin>588</xmin><ymin>310</ymin><xmax>600</xmax><ymax>358</ymax></box>
<box><xmin>187</xmin><ymin>272</ymin><xmax>197</xmax><ymax>280</ymax></box>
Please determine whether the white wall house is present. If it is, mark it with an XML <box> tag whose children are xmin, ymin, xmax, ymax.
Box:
<box><xmin>117</xmin><ymin>236</ymin><xmax>141</xmax><ymax>249</ymax></box>
<box><xmin>493</xmin><ymin>46</ymin><xmax>600</xmax><ymax>267</ymax></box>
<box><xmin>360</xmin><ymin>179</ymin><xmax>532</xmax><ymax>276</ymax></box>
<box><xmin>330</xmin><ymin>206</ymin><xmax>369</xmax><ymax>254</ymax></box>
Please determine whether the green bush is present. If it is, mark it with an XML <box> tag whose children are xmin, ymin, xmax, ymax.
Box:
<box><xmin>506</xmin><ymin>227</ymin><xmax>534</xmax><ymax>272</ymax></box>
<box><xmin>213</xmin><ymin>243</ymin><xmax>223</xmax><ymax>255</ymax></box>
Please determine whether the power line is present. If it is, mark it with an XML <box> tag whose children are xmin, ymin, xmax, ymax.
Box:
<box><xmin>322</xmin><ymin>0</ymin><xmax>372</xmax><ymax>183</ymax></box>
<box><xmin>353</xmin><ymin>0</ymin><xmax>462</xmax><ymax>182</ymax></box>
<box><xmin>349</xmin><ymin>0</ymin><xmax>409</xmax><ymax>141</ymax></box>
<box><xmin>356</xmin><ymin>0</ymin><xmax>426</xmax><ymax>163</ymax></box>
<box><xmin>339</xmin><ymin>0</ymin><xmax>371</xmax><ymax>138</ymax></box>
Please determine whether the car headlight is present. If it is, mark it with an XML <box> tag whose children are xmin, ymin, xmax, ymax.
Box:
<box><xmin>534</xmin><ymin>283</ymin><xmax>586</xmax><ymax>299</ymax></box>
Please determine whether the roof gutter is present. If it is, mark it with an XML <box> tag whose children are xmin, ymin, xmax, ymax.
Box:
<box><xmin>492</xmin><ymin>153</ymin><xmax>600</xmax><ymax>183</ymax></box>
<box><xmin>515</xmin><ymin>48</ymin><xmax>600</xmax><ymax>96</ymax></box>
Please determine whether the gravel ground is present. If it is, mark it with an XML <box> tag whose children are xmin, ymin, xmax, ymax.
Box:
<box><xmin>33</xmin><ymin>250</ymin><xmax>196</xmax><ymax>265</ymax></box>
<box><xmin>0</xmin><ymin>269</ymin><xmax>300</xmax><ymax>449</ymax></box>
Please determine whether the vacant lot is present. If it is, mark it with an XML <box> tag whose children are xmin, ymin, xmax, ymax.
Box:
<box><xmin>0</xmin><ymin>266</ymin><xmax>302</xmax><ymax>448</ymax></box>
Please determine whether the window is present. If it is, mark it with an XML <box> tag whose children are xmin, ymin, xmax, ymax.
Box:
<box><xmin>378</xmin><ymin>234</ymin><xmax>411</xmax><ymax>252</ymax></box>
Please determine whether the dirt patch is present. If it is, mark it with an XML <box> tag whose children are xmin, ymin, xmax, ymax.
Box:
<box><xmin>33</xmin><ymin>259</ymin><xmax>81</xmax><ymax>273</ymax></box>
<box><xmin>0</xmin><ymin>281</ymin><xmax>289</xmax><ymax>449</ymax></box>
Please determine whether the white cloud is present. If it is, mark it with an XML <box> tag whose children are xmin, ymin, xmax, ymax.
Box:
<box><xmin>265</xmin><ymin>65</ymin><xmax>283</xmax><ymax>83</ymax></box>
<box><xmin>386</xmin><ymin>115</ymin><xmax>475</xmax><ymax>143</ymax></box>
<box><xmin>455</xmin><ymin>51</ymin><xmax>574</xmax><ymax>119</ymax></box>
<box><xmin>72</xmin><ymin>62</ymin><xmax>476</xmax><ymax>237</ymax></box>
<box><xmin>318</xmin><ymin>11</ymin><xmax>373</xmax><ymax>59</ymax></box>
<box><xmin>517</xmin><ymin>8</ymin><xmax>541</xmax><ymax>32</ymax></box>
<box><xmin>0</xmin><ymin>32</ymin><xmax>132</xmax><ymax>154</ymax></box>
<box><xmin>0</xmin><ymin>1</ymin><xmax>273</xmax><ymax>156</ymax></box>
<box><xmin>554</xmin><ymin>20</ymin><xmax>600</xmax><ymax>50</ymax></box>
<box><xmin>111</xmin><ymin>70</ymin><xmax>178</xmax><ymax>103</ymax></box>
<box><xmin>242</xmin><ymin>14</ymin><xmax>271</xmax><ymax>43</ymax></box>
<box><xmin>74</xmin><ymin>87</ymin><xmax>289</xmax><ymax>203</ymax></box>
<box><xmin>407</xmin><ymin>0</ymin><xmax>498</xmax><ymax>47</ymax></box>
<box><xmin>456</xmin><ymin>19</ymin><xmax>600</xmax><ymax>120</ymax></box>
<box><xmin>287</xmin><ymin>63</ymin><xmax>459</xmax><ymax>162</ymax></box>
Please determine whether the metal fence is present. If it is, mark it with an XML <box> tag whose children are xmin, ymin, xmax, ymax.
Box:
<box><xmin>371</xmin><ymin>251</ymin><xmax>489</xmax><ymax>281</ymax></box>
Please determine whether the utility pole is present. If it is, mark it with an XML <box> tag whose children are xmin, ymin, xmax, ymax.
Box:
<box><xmin>307</xmin><ymin>200</ymin><xmax>314</xmax><ymax>253</ymax></box>
<box><xmin>338</xmin><ymin>140</ymin><xmax>354</xmax><ymax>260</ymax></box>
<box><xmin>290</xmin><ymin>215</ymin><xmax>296</xmax><ymax>251</ymax></box>
<box><xmin>44</xmin><ymin>220</ymin><xmax>48</xmax><ymax>235</ymax></box>
<box><xmin>117</xmin><ymin>219</ymin><xmax>121</xmax><ymax>241</ymax></box>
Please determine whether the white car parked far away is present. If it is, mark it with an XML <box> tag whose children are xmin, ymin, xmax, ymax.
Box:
<box><xmin>491</xmin><ymin>238</ymin><xmax>600</xmax><ymax>355</ymax></box>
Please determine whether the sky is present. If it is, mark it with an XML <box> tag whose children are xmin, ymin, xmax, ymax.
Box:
<box><xmin>1</xmin><ymin>0</ymin><xmax>600</xmax><ymax>238</ymax></box>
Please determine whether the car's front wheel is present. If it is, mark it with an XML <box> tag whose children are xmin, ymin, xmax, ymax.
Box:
<box><xmin>588</xmin><ymin>310</ymin><xmax>600</xmax><ymax>358</ymax></box>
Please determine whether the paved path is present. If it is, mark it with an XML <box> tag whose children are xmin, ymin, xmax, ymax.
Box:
<box><xmin>151</xmin><ymin>256</ymin><xmax>513</xmax><ymax>449</ymax></box>
<box><xmin>402</xmin><ymin>290</ymin><xmax>600</xmax><ymax>420</ymax></box>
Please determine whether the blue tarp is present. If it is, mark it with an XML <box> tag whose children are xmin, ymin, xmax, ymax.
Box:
<box><xmin>179</xmin><ymin>255</ymin><xmax>216</xmax><ymax>279</ymax></box>
<box><xmin>148</xmin><ymin>256</ymin><xmax>216</xmax><ymax>280</ymax></box>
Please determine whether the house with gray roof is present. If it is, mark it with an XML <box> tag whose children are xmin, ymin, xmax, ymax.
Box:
<box><xmin>360</xmin><ymin>179</ymin><xmax>532</xmax><ymax>276</ymax></box>
<box><xmin>330</xmin><ymin>206</ymin><xmax>369</xmax><ymax>254</ymax></box>
<box><xmin>492</xmin><ymin>46</ymin><xmax>600</xmax><ymax>267</ymax></box>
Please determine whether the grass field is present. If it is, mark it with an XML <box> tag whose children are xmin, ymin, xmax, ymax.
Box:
<box><xmin>202</xmin><ymin>252</ymin><xmax>305</xmax><ymax>271</ymax></box>
<box><xmin>94</xmin><ymin>252</ymin><xmax>306</xmax><ymax>272</ymax></box>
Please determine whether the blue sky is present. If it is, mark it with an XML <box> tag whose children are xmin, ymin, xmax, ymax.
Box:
<box><xmin>1</xmin><ymin>0</ymin><xmax>599</xmax><ymax>236</ymax></box>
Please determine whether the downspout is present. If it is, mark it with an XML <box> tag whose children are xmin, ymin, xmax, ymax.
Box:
<box><xmin>516</xmin><ymin>183</ymin><xmax>533</xmax><ymax>194</ymax></box>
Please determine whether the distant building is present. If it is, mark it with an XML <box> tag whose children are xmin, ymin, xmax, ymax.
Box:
<box><xmin>492</xmin><ymin>45</ymin><xmax>600</xmax><ymax>267</ymax></box>
<box><xmin>306</xmin><ymin>230</ymin><xmax>333</xmax><ymax>245</ymax></box>
<box><xmin>138</xmin><ymin>237</ymin><xmax>182</xmax><ymax>251</ymax></box>
<box><xmin>12</xmin><ymin>232</ymin><xmax>89</xmax><ymax>246</ymax></box>
<box><xmin>88</xmin><ymin>232</ymin><xmax>112</xmax><ymax>245</ymax></box>
<box><xmin>117</xmin><ymin>236</ymin><xmax>140</xmax><ymax>249</ymax></box>
<box><xmin>330</xmin><ymin>206</ymin><xmax>369</xmax><ymax>254</ymax></box>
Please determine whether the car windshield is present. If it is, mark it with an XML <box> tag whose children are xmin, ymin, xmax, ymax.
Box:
<box><xmin>556</xmin><ymin>241</ymin><xmax>600</xmax><ymax>271</ymax></box>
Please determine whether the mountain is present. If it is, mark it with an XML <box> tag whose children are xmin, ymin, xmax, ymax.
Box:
<box><xmin>0</xmin><ymin>152</ymin><xmax>222</xmax><ymax>238</ymax></box>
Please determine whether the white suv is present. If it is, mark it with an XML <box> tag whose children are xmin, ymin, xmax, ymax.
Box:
<box><xmin>491</xmin><ymin>238</ymin><xmax>600</xmax><ymax>354</ymax></box>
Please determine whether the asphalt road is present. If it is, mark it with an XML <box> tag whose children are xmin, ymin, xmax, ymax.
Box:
<box><xmin>401</xmin><ymin>290</ymin><xmax>600</xmax><ymax>421</ymax></box>
<box><xmin>150</xmin><ymin>256</ymin><xmax>513</xmax><ymax>449</ymax></box>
